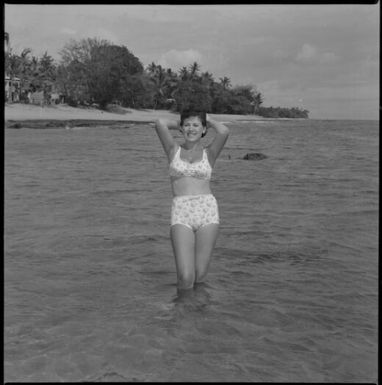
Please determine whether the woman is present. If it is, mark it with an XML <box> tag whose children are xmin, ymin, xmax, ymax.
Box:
<box><xmin>155</xmin><ymin>110</ymin><xmax>229</xmax><ymax>290</ymax></box>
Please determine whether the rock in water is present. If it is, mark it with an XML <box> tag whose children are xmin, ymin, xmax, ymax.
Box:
<box><xmin>243</xmin><ymin>153</ymin><xmax>267</xmax><ymax>160</ymax></box>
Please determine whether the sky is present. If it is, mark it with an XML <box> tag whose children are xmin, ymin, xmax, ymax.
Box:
<box><xmin>4</xmin><ymin>4</ymin><xmax>379</xmax><ymax>120</ymax></box>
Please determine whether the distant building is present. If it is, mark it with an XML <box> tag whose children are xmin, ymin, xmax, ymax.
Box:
<box><xmin>29</xmin><ymin>91</ymin><xmax>45</xmax><ymax>105</ymax></box>
<box><xmin>4</xmin><ymin>32</ymin><xmax>21</xmax><ymax>103</ymax></box>
<box><xmin>50</xmin><ymin>92</ymin><xmax>65</xmax><ymax>104</ymax></box>
<box><xmin>5</xmin><ymin>75</ymin><xmax>21</xmax><ymax>102</ymax></box>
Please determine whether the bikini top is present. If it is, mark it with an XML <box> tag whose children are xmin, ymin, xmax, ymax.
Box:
<box><xmin>169</xmin><ymin>145</ymin><xmax>212</xmax><ymax>180</ymax></box>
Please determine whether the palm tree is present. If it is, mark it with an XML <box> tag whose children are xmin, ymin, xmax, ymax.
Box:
<box><xmin>188</xmin><ymin>61</ymin><xmax>200</xmax><ymax>80</ymax></box>
<box><xmin>252</xmin><ymin>91</ymin><xmax>263</xmax><ymax>113</ymax></box>
<box><xmin>219</xmin><ymin>76</ymin><xmax>231</xmax><ymax>90</ymax></box>
<box><xmin>166</xmin><ymin>68</ymin><xmax>175</xmax><ymax>78</ymax></box>
<box><xmin>25</xmin><ymin>55</ymin><xmax>42</xmax><ymax>91</ymax></box>
<box><xmin>5</xmin><ymin>53</ymin><xmax>19</xmax><ymax>79</ymax></box>
<box><xmin>200</xmin><ymin>71</ymin><xmax>214</xmax><ymax>87</ymax></box>
<box><xmin>5</xmin><ymin>48</ymin><xmax>35</xmax><ymax>99</ymax></box>
<box><xmin>36</xmin><ymin>52</ymin><xmax>57</xmax><ymax>101</ymax></box>
<box><xmin>149</xmin><ymin>64</ymin><xmax>170</xmax><ymax>109</ymax></box>
<box><xmin>179</xmin><ymin>66</ymin><xmax>189</xmax><ymax>81</ymax></box>
<box><xmin>165</xmin><ymin>68</ymin><xmax>179</xmax><ymax>99</ymax></box>
<box><xmin>146</xmin><ymin>62</ymin><xmax>157</xmax><ymax>77</ymax></box>
<box><xmin>5</xmin><ymin>48</ymin><xmax>30</xmax><ymax>78</ymax></box>
<box><xmin>39</xmin><ymin>52</ymin><xmax>56</xmax><ymax>78</ymax></box>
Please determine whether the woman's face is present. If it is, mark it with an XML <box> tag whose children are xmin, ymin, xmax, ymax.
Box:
<box><xmin>180</xmin><ymin>116</ymin><xmax>206</xmax><ymax>142</ymax></box>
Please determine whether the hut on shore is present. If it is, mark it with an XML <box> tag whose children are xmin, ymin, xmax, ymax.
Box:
<box><xmin>5</xmin><ymin>76</ymin><xmax>21</xmax><ymax>103</ymax></box>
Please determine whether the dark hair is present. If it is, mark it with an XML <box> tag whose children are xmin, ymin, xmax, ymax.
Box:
<box><xmin>180</xmin><ymin>110</ymin><xmax>208</xmax><ymax>137</ymax></box>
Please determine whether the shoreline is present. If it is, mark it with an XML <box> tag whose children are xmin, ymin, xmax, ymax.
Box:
<box><xmin>3</xmin><ymin>103</ymin><xmax>291</xmax><ymax>129</ymax></box>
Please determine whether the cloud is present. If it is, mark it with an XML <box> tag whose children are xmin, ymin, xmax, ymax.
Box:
<box><xmin>60</xmin><ymin>27</ymin><xmax>77</xmax><ymax>35</ymax></box>
<box><xmin>319</xmin><ymin>52</ymin><xmax>338</xmax><ymax>64</ymax></box>
<box><xmin>296</xmin><ymin>43</ymin><xmax>317</xmax><ymax>62</ymax></box>
<box><xmin>157</xmin><ymin>49</ymin><xmax>203</xmax><ymax>70</ymax></box>
<box><xmin>295</xmin><ymin>43</ymin><xmax>339</xmax><ymax>64</ymax></box>
<box><xmin>83</xmin><ymin>27</ymin><xmax>120</xmax><ymax>44</ymax></box>
<box><xmin>272</xmin><ymin>48</ymin><xmax>290</xmax><ymax>60</ymax></box>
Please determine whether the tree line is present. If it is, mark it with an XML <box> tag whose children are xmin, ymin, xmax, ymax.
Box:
<box><xmin>5</xmin><ymin>37</ymin><xmax>309</xmax><ymax>118</ymax></box>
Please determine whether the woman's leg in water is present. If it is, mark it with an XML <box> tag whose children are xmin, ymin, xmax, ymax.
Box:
<box><xmin>195</xmin><ymin>223</ymin><xmax>219</xmax><ymax>283</ymax></box>
<box><xmin>170</xmin><ymin>224</ymin><xmax>196</xmax><ymax>290</ymax></box>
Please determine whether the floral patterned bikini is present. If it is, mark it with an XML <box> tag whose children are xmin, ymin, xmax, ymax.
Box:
<box><xmin>169</xmin><ymin>145</ymin><xmax>219</xmax><ymax>231</ymax></box>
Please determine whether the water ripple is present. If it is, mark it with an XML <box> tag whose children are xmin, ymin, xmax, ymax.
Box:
<box><xmin>4</xmin><ymin>120</ymin><xmax>378</xmax><ymax>382</ymax></box>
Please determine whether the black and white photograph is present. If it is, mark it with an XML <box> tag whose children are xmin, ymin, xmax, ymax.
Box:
<box><xmin>4</xmin><ymin>3</ymin><xmax>379</xmax><ymax>383</ymax></box>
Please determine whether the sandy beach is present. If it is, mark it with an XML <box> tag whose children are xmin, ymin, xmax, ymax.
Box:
<box><xmin>4</xmin><ymin>103</ymin><xmax>264</xmax><ymax>126</ymax></box>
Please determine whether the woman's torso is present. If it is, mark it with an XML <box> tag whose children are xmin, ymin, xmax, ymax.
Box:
<box><xmin>169</xmin><ymin>144</ymin><xmax>213</xmax><ymax>197</ymax></box>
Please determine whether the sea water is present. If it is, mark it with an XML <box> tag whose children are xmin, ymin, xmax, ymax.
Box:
<box><xmin>4</xmin><ymin>119</ymin><xmax>378</xmax><ymax>382</ymax></box>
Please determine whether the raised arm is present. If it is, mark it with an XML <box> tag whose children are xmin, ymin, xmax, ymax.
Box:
<box><xmin>206</xmin><ymin>115</ymin><xmax>229</xmax><ymax>166</ymax></box>
<box><xmin>155</xmin><ymin>118</ymin><xmax>179</xmax><ymax>161</ymax></box>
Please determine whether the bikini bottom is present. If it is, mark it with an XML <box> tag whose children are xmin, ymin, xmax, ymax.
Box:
<box><xmin>171</xmin><ymin>194</ymin><xmax>219</xmax><ymax>231</ymax></box>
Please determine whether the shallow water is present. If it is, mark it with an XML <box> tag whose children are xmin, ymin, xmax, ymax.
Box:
<box><xmin>4</xmin><ymin>119</ymin><xmax>378</xmax><ymax>382</ymax></box>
